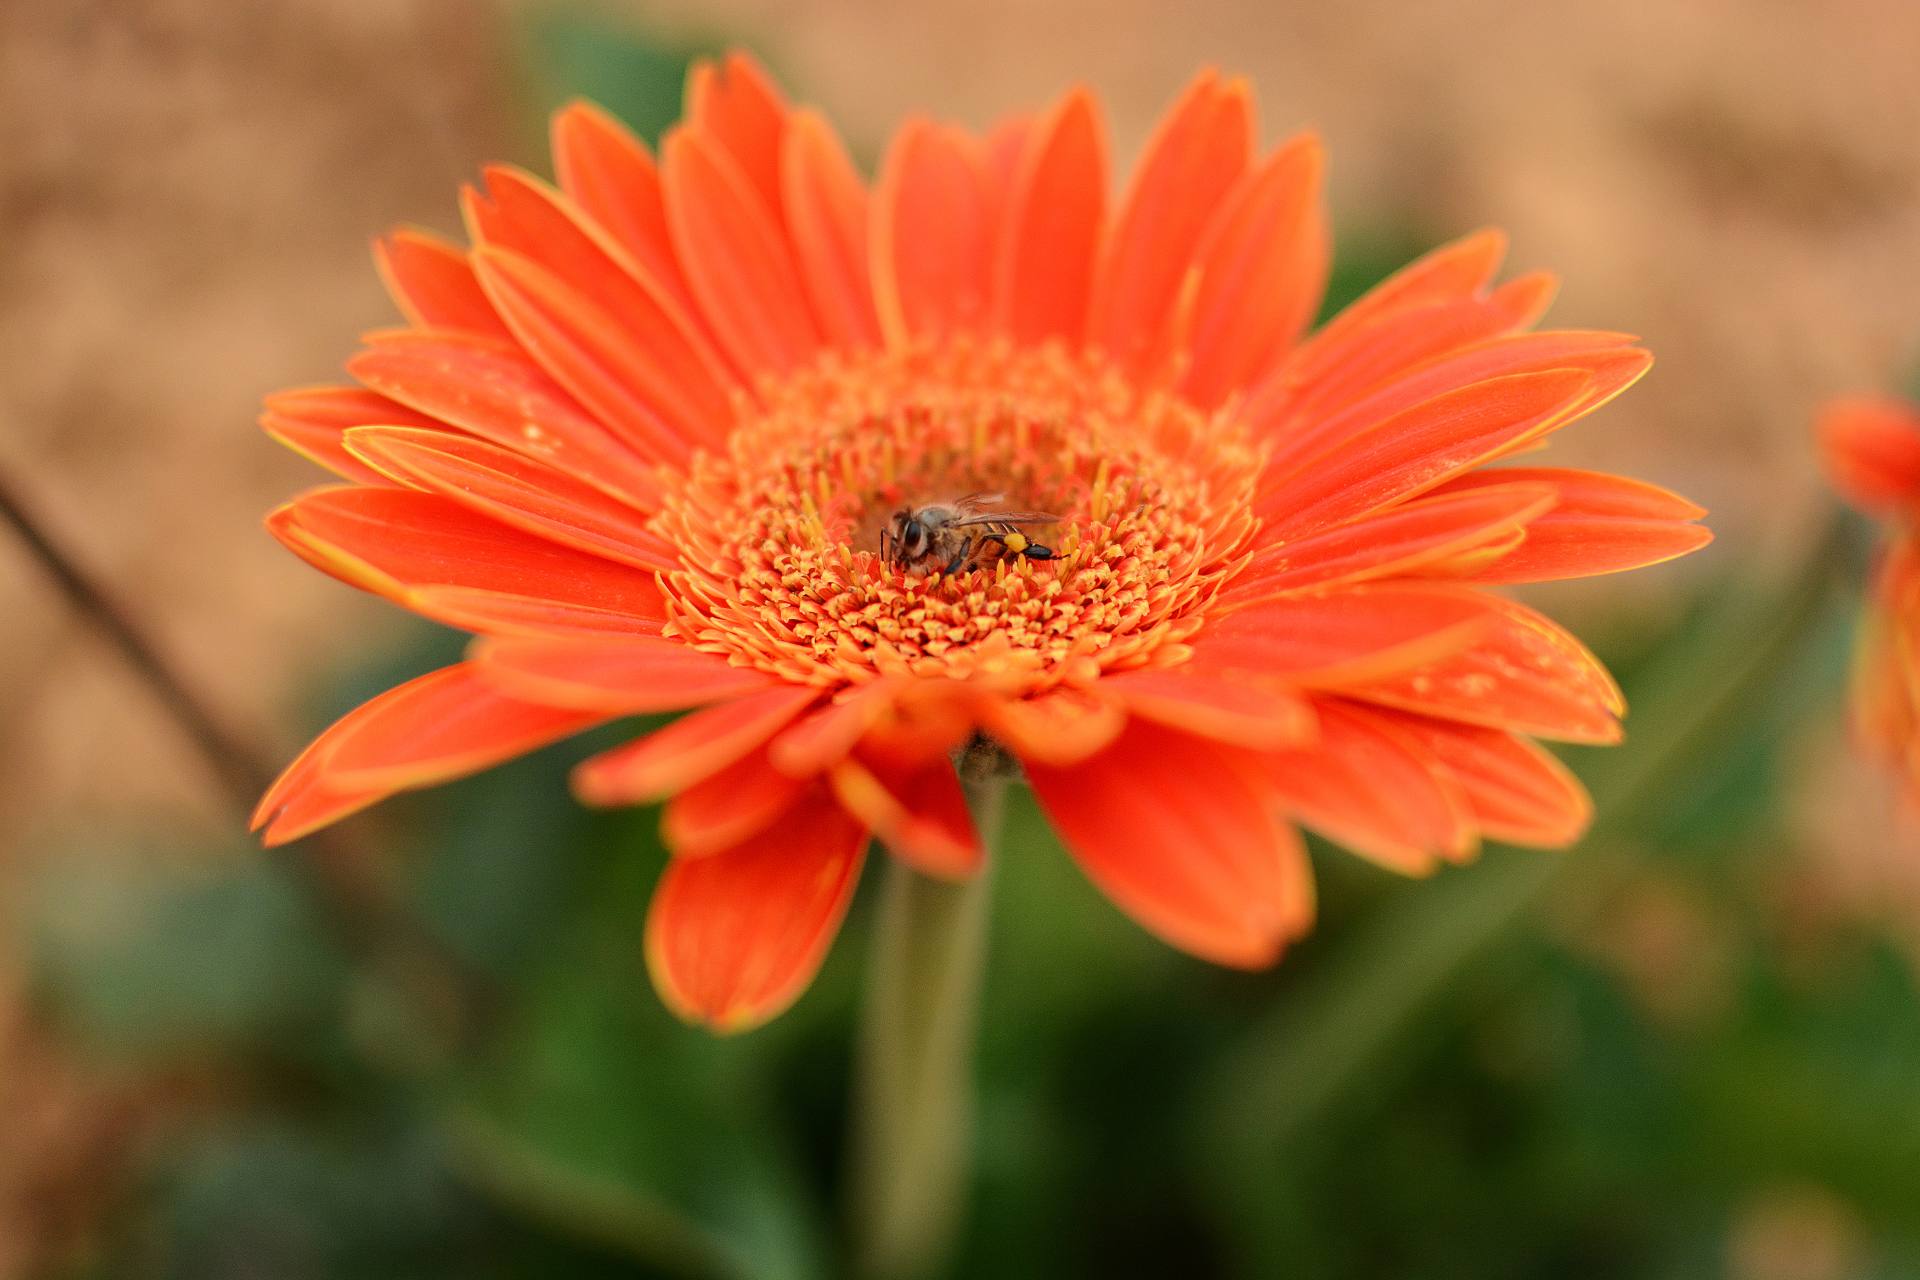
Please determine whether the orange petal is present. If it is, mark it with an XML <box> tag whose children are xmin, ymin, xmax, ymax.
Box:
<box><xmin>1257</xmin><ymin>276</ymin><xmax>1557</xmax><ymax>432</ymax></box>
<box><xmin>267</xmin><ymin>486</ymin><xmax>667</xmax><ymax>621</ymax></box>
<box><xmin>1101</xmin><ymin>667</ymin><xmax>1315</xmax><ymax>750</ymax></box>
<box><xmin>323</xmin><ymin>664</ymin><xmax>607</xmax><ymax>790</ymax></box>
<box><xmin>975</xmin><ymin>687</ymin><xmax>1126</xmax><ymax>766</ymax></box>
<box><xmin>1432</xmin><ymin>467</ymin><xmax>1711</xmax><ymax>583</ymax></box>
<box><xmin>1260</xmin><ymin>699</ymin><xmax>1476</xmax><ymax>873</ymax></box>
<box><xmin>661</xmin><ymin>126</ymin><xmax>821</xmax><ymax>376</ymax></box>
<box><xmin>1026</xmin><ymin>720</ymin><xmax>1313</xmax><ymax>967</ymax></box>
<box><xmin>993</xmin><ymin>87</ymin><xmax>1106</xmax><ymax>345</ymax></box>
<box><xmin>467</xmin><ymin>165</ymin><xmax>690</xmax><ymax>327</ymax></box>
<box><xmin>1199</xmin><ymin>583</ymin><xmax>1498</xmax><ymax>687</ymax></box>
<box><xmin>871</xmin><ymin>121</ymin><xmax>994</xmax><ymax>344</ymax></box>
<box><xmin>767</xmin><ymin>680</ymin><xmax>902</xmax><ymax>776</ymax></box>
<box><xmin>467</xmin><ymin>169</ymin><xmax>738</xmax><ymax>458</ymax></box>
<box><xmin>1380</xmin><ymin>710</ymin><xmax>1592</xmax><ymax>847</ymax></box>
<box><xmin>347</xmin><ymin>330</ymin><xmax>666</xmax><ymax>508</ymax></box>
<box><xmin>471</xmin><ymin>247</ymin><xmax>723</xmax><ymax>467</ymax></box>
<box><xmin>253</xmin><ymin>684</ymin><xmax>446</xmax><ymax>844</ymax></box>
<box><xmin>550</xmin><ymin>99</ymin><xmax>701</xmax><ymax>319</ymax></box>
<box><xmin>470</xmin><ymin>634</ymin><xmax>777</xmax><ymax>713</ymax></box>
<box><xmin>466</xmin><ymin>165</ymin><xmax>735</xmax><ymax>395</ymax></box>
<box><xmin>1177</xmin><ymin>132</ymin><xmax>1328</xmax><ymax>408</ymax></box>
<box><xmin>1818</xmin><ymin>395</ymin><xmax>1920</xmax><ymax>516</ymax></box>
<box><xmin>828</xmin><ymin>756</ymin><xmax>982</xmax><ymax>879</ymax></box>
<box><xmin>1295</xmin><ymin>228</ymin><xmax>1508</xmax><ymax>361</ymax></box>
<box><xmin>850</xmin><ymin>687</ymin><xmax>976</xmax><ymax>770</ymax></box>
<box><xmin>573</xmin><ymin>683</ymin><xmax>822</xmax><ymax>805</ymax></box>
<box><xmin>255</xmin><ymin>663</ymin><xmax>607</xmax><ymax>840</ymax></box>
<box><xmin>1855</xmin><ymin>538</ymin><xmax>1920</xmax><ymax>759</ymax></box>
<box><xmin>371</xmin><ymin>229</ymin><xmax>512</xmax><ymax>340</ymax></box>
<box><xmin>252</xmin><ymin>750</ymin><xmax>387</xmax><ymax>847</ymax></box>
<box><xmin>782</xmin><ymin>108</ymin><xmax>881</xmax><ymax>349</ymax></box>
<box><xmin>343</xmin><ymin>426</ymin><xmax>676</xmax><ymax>571</ymax></box>
<box><xmin>684</xmin><ymin>50</ymin><xmax>790</xmax><ymax>218</ymax></box>
<box><xmin>1342</xmin><ymin>594</ymin><xmax>1624</xmax><ymax>744</ymax></box>
<box><xmin>980</xmin><ymin>113</ymin><xmax>1037</xmax><ymax>225</ymax></box>
<box><xmin>1251</xmin><ymin>329</ymin><xmax>1642</xmax><ymax>478</ymax></box>
<box><xmin>661</xmin><ymin>747</ymin><xmax>809</xmax><ymax>857</ymax></box>
<box><xmin>1089</xmin><ymin>70</ymin><xmax>1254</xmax><ymax>374</ymax></box>
<box><xmin>259</xmin><ymin>385</ymin><xmax>443</xmax><ymax>485</ymax></box>
<box><xmin>646</xmin><ymin>787</ymin><xmax>866</xmax><ymax>1032</ymax></box>
<box><xmin>1490</xmin><ymin>270</ymin><xmax>1558</xmax><ymax>329</ymax></box>
<box><xmin>1258</xmin><ymin>368</ymin><xmax>1598</xmax><ymax>541</ymax></box>
<box><xmin>407</xmin><ymin>586</ymin><xmax>667</xmax><ymax>638</ymax></box>
<box><xmin>1228</xmin><ymin>483</ymin><xmax>1558</xmax><ymax>600</ymax></box>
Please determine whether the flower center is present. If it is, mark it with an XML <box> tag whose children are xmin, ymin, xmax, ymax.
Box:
<box><xmin>653</xmin><ymin>340</ymin><xmax>1264</xmax><ymax>690</ymax></box>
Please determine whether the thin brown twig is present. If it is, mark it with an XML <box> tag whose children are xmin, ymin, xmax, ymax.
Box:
<box><xmin>0</xmin><ymin>457</ymin><xmax>489</xmax><ymax>1057</ymax></box>
<box><xmin>0</xmin><ymin>467</ymin><xmax>271</xmax><ymax>812</ymax></box>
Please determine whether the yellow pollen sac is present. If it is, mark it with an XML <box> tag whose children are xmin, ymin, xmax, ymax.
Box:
<box><xmin>651</xmin><ymin>339</ymin><xmax>1265</xmax><ymax>691</ymax></box>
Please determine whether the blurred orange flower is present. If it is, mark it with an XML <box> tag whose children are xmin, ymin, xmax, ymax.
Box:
<box><xmin>254</xmin><ymin>52</ymin><xmax>1708</xmax><ymax>1030</ymax></box>
<box><xmin>1819</xmin><ymin>395</ymin><xmax>1920</xmax><ymax>796</ymax></box>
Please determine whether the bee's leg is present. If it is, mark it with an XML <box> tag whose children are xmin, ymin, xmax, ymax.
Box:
<box><xmin>983</xmin><ymin>531</ymin><xmax>1055</xmax><ymax>563</ymax></box>
<box><xmin>941</xmin><ymin>536</ymin><xmax>974</xmax><ymax>576</ymax></box>
<box><xmin>879</xmin><ymin>527</ymin><xmax>893</xmax><ymax>569</ymax></box>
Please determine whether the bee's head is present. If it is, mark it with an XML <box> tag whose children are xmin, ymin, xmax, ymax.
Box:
<box><xmin>893</xmin><ymin>509</ymin><xmax>929</xmax><ymax>559</ymax></box>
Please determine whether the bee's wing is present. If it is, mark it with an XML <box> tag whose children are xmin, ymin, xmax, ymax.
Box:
<box><xmin>950</xmin><ymin>510</ymin><xmax>1062</xmax><ymax>528</ymax></box>
<box><xmin>950</xmin><ymin>491</ymin><xmax>1008</xmax><ymax>515</ymax></box>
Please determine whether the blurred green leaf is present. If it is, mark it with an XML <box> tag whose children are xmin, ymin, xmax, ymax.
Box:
<box><xmin>411</xmin><ymin>719</ymin><xmax>661</xmax><ymax>977</ymax></box>
<box><xmin>1316</xmin><ymin>223</ymin><xmax>1436</xmax><ymax>323</ymax></box>
<box><xmin>515</xmin><ymin>10</ymin><xmax>720</xmax><ymax>146</ymax></box>
<box><xmin>1186</xmin><ymin>528</ymin><xmax>1863</xmax><ymax>1275</ymax></box>
<box><xmin>1686</xmin><ymin>933</ymin><xmax>1920</xmax><ymax>1228</ymax></box>
<box><xmin>117</xmin><ymin>1107</ymin><xmax>681</xmax><ymax>1280</ymax></box>
<box><xmin>25</xmin><ymin>848</ymin><xmax>347</xmax><ymax>1061</ymax></box>
<box><xmin>434</xmin><ymin>819</ymin><xmax>830</xmax><ymax>1280</ymax></box>
<box><xmin>140</xmin><ymin>1119</ymin><xmax>471</xmax><ymax>1279</ymax></box>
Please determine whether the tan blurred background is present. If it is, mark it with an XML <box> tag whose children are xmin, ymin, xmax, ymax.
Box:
<box><xmin>6</xmin><ymin>0</ymin><xmax>1920</xmax><ymax>1272</ymax></box>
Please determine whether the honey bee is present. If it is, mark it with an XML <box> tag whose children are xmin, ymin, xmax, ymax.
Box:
<box><xmin>881</xmin><ymin>492</ymin><xmax>1061</xmax><ymax>577</ymax></box>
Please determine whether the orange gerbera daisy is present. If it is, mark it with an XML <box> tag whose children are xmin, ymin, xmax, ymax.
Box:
<box><xmin>255</xmin><ymin>52</ymin><xmax>1709</xmax><ymax>1030</ymax></box>
<box><xmin>1819</xmin><ymin>394</ymin><xmax>1920</xmax><ymax>794</ymax></box>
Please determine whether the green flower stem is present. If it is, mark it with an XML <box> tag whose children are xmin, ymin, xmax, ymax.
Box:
<box><xmin>850</xmin><ymin>775</ymin><xmax>1002</xmax><ymax>1279</ymax></box>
